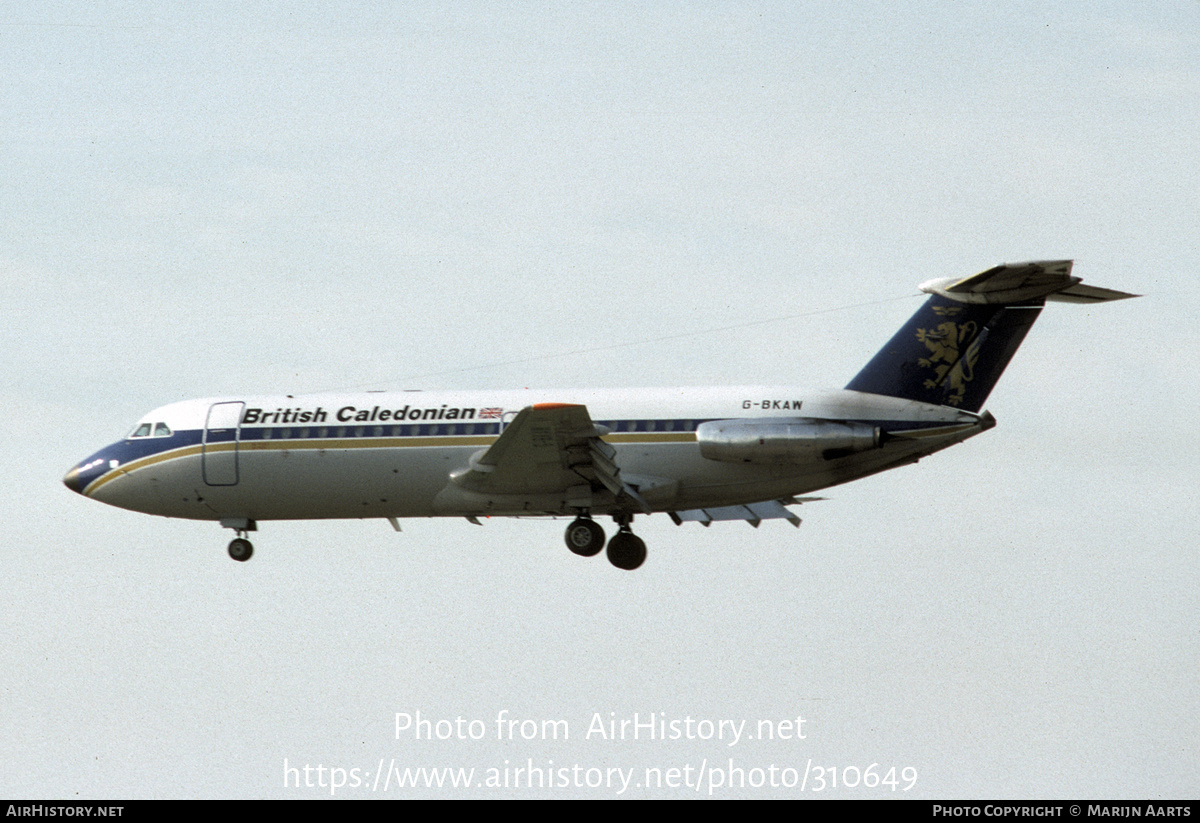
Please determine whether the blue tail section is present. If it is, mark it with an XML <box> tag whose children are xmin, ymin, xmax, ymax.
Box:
<box><xmin>845</xmin><ymin>260</ymin><xmax>1136</xmax><ymax>411</ymax></box>
<box><xmin>844</xmin><ymin>295</ymin><xmax>1043</xmax><ymax>412</ymax></box>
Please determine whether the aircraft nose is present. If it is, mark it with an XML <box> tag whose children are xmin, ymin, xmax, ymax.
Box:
<box><xmin>63</xmin><ymin>465</ymin><xmax>85</xmax><ymax>494</ymax></box>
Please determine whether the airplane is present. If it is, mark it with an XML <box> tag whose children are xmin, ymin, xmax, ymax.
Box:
<box><xmin>63</xmin><ymin>261</ymin><xmax>1135</xmax><ymax>570</ymax></box>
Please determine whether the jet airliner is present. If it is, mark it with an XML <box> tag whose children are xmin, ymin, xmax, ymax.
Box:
<box><xmin>63</xmin><ymin>261</ymin><xmax>1134</xmax><ymax>570</ymax></box>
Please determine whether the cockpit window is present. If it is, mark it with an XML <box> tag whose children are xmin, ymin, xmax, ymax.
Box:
<box><xmin>129</xmin><ymin>422</ymin><xmax>172</xmax><ymax>439</ymax></box>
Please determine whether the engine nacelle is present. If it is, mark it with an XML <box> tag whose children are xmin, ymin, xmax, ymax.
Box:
<box><xmin>696</xmin><ymin>418</ymin><xmax>881</xmax><ymax>464</ymax></box>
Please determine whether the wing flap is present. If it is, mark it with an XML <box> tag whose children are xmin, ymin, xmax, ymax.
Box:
<box><xmin>451</xmin><ymin>403</ymin><xmax>650</xmax><ymax>511</ymax></box>
<box><xmin>669</xmin><ymin>497</ymin><xmax>820</xmax><ymax>528</ymax></box>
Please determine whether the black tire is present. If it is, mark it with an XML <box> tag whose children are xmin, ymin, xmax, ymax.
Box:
<box><xmin>228</xmin><ymin>538</ymin><xmax>254</xmax><ymax>562</ymax></box>
<box><xmin>606</xmin><ymin>532</ymin><xmax>646</xmax><ymax>571</ymax></box>
<box><xmin>565</xmin><ymin>518</ymin><xmax>605</xmax><ymax>557</ymax></box>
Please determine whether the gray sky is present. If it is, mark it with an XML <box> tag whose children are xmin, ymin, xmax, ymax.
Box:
<box><xmin>3</xmin><ymin>2</ymin><xmax>1196</xmax><ymax>798</ymax></box>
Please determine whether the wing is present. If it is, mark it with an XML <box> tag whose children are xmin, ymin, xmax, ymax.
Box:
<box><xmin>450</xmin><ymin>403</ymin><xmax>650</xmax><ymax>511</ymax></box>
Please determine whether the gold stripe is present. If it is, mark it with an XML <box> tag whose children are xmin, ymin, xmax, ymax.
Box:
<box><xmin>602</xmin><ymin>432</ymin><xmax>697</xmax><ymax>443</ymax></box>
<box><xmin>84</xmin><ymin>432</ymin><xmax>699</xmax><ymax>495</ymax></box>
<box><xmin>239</xmin><ymin>435</ymin><xmax>497</xmax><ymax>451</ymax></box>
<box><xmin>84</xmin><ymin>444</ymin><xmax>206</xmax><ymax>496</ymax></box>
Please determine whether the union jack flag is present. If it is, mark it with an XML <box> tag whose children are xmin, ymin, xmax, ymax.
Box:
<box><xmin>478</xmin><ymin>407</ymin><xmax>503</xmax><ymax>419</ymax></box>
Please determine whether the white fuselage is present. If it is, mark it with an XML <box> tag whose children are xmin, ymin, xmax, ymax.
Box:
<box><xmin>66</xmin><ymin>386</ymin><xmax>988</xmax><ymax>524</ymax></box>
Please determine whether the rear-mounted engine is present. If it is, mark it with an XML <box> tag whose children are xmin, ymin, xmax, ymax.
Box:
<box><xmin>696</xmin><ymin>418</ymin><xmax>881</xmax><ymax>463</ymax></box>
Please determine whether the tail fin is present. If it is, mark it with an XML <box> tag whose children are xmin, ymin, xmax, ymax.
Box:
<box><xmin>845</xmin><ymin>261</ymin><xmax>1137</xmax><ymax>412</ymax></box>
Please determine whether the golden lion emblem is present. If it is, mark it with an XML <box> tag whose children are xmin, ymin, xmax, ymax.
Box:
<box><xmin>915</xmin><ymin>313</ymin><xmax>981</xmax><ymax>406</ymax></box>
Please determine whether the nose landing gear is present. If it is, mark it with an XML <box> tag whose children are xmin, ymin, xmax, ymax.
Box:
<box><xmin>221</xmin><ymin>518</ymin><xmax>257</xmax><ymax>562</ymax></box>
<box><xmin>227</xmin><ymin>537</ymin><xmax>253</xmax><ymax>562</ymax></box>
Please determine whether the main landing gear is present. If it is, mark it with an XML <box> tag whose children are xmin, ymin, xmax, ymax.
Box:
<box><xmin>565</xmin><ymin>518</ymin><xmax>605</xmax><ymax>557</ymax></box>
<box><xmin>606</xmin><ymin>527</ymin><xmax>647</xmax><ymax>571</ymax></box>
<box><xmin>563</xmin><ymin>514</ymin><xmax>647</xmax><ymax>571</ymax></box>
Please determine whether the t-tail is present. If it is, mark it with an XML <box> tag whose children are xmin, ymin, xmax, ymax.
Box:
<box><xmin>845</xmin><ymin>260</ymin><xmax>1137</xmax><ymax>412</ymax></box>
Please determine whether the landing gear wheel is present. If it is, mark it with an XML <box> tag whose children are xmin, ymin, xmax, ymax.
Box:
<box><xmin>606</xmin><ymin>531</ymin><xmax>647</xmax><ymax>571</ymax></box>
<box><xmin>228</xmin><ymin>538</ymin><xmax>254</xmax><ymax>562</ymax></box>
<box><xmin>565</xmin><ymin>518</ymin><xmax>605</xmax><ymax>557</ymax></box>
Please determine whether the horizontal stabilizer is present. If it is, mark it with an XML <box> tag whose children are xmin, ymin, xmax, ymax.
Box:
<box><xmin>1047</xmin><ymin>282</ymin><xmax>1140</xmax><ymax>303</ymax></box>
<box><xmin>919</xmin><ymin>260</ymin><xmax>1137</xmax><ymax>305</ymax></box>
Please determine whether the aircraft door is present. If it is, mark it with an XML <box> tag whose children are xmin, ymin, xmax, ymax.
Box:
<box><xmin>203</xmin><ymin>401</ymin><xmax>244</xmax><ymax>486</ymax></box>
